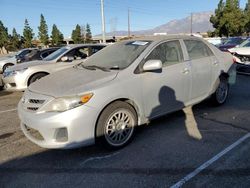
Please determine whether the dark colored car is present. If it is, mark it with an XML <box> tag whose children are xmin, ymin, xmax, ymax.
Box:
<box><xmin>218</xmin><ymin>37</ymin><xmax>247</xmax><ymax>52</ymax></box>
<box><xmin>17</xmin><ymin>47</ymin><xmax>60</xmax><ymax>63</ymax></box>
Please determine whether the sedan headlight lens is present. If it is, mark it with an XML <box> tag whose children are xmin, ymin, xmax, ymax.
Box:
<box><xmin>41</xmin><ymin>93</ymin><xmax>93</xmax><ymax>112</ymax></box>
<box><xmin>3</xmin><ymin>68</ymin><xmax>28</xmax><ymax>77</ymax></box>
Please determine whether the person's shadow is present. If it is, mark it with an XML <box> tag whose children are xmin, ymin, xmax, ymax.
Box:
<box><xmin>150</xmin><ymin>86</ymin><xmax>202</xmax><ymax>140</ymax></box>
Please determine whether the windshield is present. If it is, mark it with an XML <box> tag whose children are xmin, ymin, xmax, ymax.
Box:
<box><xmin>223</xmin><ymin>38</ymin><xmax>244</xmax><ymax>45</ymax></box>
<box><xmin>80</xmin><ymin>40</ymin><xmax>151</xmax><ymax>69</ymax></box>
<box><xmin>43</xmin><ymin>47</ymin><xmax>69</xmax><ymax>61</ymax></box>
<box><xmin>239</xmin><ymin>39</ymin><xmax>250</xmax><ymax>47</ymax></box>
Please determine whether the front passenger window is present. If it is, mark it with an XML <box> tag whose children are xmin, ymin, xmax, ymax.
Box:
<box><xmin>145</xmin><ymin>40</ymin><xmax>183</xmax><ymax>67</ymax></box>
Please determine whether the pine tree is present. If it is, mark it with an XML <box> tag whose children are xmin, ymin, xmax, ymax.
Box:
<box><xmin>210</xmin><ymin>0</ymin><xmax>245</xmax><ymax>37</ymax></box>
<box><xmin>81</xmin><ymin>25</ymin><xmax>86</xmax><ymax>43</ymax></box>
<box><xmin>0</xmin><ymin>20</ymin><xmax>9</xmax><ymax>53</ymax></box>
<box><xmin>10</xmin><ymin>28</ymin><xmax>21</xmax><ymax>50</ymax></box>
<box><xmin>85</xmin><ymin>23</ymin><xmax>92</xmax><ymax>43</ymax></box>
<box><xmin>23</xmin><ymin>19</ymin><xmax>34</xmax><ymax>48</ymax></box>
<box><xmin>244</xmin><ymin>0</ymin><xmax>250</xmax><ymax>34</ymax></box>
<box><xmin>210</xmin><ymin>0</ymin><xmax>225</xmax><ymax>36</ymax></box>
<box><xmin>38</xmin><ymin>14</ymin><xmax>49</xmax><ymax>46</ymax></box>
<box><xmin>71</xmin><ymin>24</ymin><xmax>82</xmax><ymax>44</ymax></box>
<box><xmin>51</xmin><ymin>24</ymin><xmax>64</xmax><ymax>46</ymax></box>
<box><xmin>222</xmin><ymin>0</ymin><xmax>245</xmax><ymax>36</ymax></box>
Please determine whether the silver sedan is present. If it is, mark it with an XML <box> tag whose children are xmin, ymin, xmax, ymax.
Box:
<box><xmin>18</xmin><ymin>35</ymin><xmax>235</xmax><ymax>149</ymax></box>
<box><xmin>2</xmin><ymin>44</ymin><xmax>107</xmax><ymax>91</ymax></box>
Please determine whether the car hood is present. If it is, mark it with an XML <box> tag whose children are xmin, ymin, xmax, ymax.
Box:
<box><xmin>0</xmin><ymin>55</ymin><xmax>15</xmax><ymax>61</ymax></box>
<box><xmin>7</xmin><ymin>60</ymin><xmax>52</xmax><ymax>71</ymax></box>
<box><xmin>29</xmin><ymin>67</ymin><xmax>118</xmax><ymax>97</ymax></box>
<box><xmin>0</xmin><ymin>56</ymin><xmax>15</xmax><ymax>63</ymax></box>
<box><xmin>228</xmin><ymin>47</ymin><xmax>250</xmax><ymax>55</ymax></box>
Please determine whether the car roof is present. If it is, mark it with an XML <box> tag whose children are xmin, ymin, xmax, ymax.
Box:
<box><xmin>40</xmin><ymin>47</ymin><xmax>60</xmax><ymax>52</ymax></box>
<box><xmin>66</xmin><ymin>43</ymin><xmax>107</xmax><ymax>49</ymax></box>
<box><xmin>131</xmin><ymin>34</ymin><xmax>203</xmax><ymax>42</ymax></box>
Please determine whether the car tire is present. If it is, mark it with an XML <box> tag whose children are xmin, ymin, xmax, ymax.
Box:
<box><xmin>28</xmin><ymin>73</ymin><xmax>48</xmax><ymax>86</ymax></box>
<box><xmin>96</xmin><ymin>101</ymin><xmax>137</xmax><ymax>150</ymax></box>
<box><xmin>3</xmin><ymin>63</ymin><xmax>14</xmax><ymax>72</ymax></box>
<box><xmin>212</xmin><ymin>77</ymin><xmax>229</xmax><ymax>106</ymax></box>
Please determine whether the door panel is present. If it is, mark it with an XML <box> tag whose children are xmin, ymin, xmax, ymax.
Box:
<box><xmin>189</xmin><ymin>57</ymin><xmax>211</xmax><ymax>99</ymax></box>
<box><xmin>142</xmin><ymin>62</ymin><xmax>191</xmax><ymax>118</ymax></box>
<box><xmin>141</xmin><ymin>40</ymin><xmax>191</xmax><ymax>118</ymax></box>
<box><xmin>184</xmin><ymin>40</ymin><xmax>213</xmax><ymax>100</ymax></box>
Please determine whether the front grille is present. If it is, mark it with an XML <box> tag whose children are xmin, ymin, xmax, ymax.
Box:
<box><xmin>25</xmin><ymin>124</ymin><xmax>44</xmax><ymax>141</ymax></box>
<box><xmin>27</xmin><ymin>107</ymin><xmax>39</xmax><ymax>111</ymax></box>
<box><xmin>29</xmin><ymin>99</ymin><xmax>45</xmax><ymax>104</ymax></box>
<box><xmin>22</xmin><ymin>90</ymin><xmax>53</xmax><ymax>112</ymax></box>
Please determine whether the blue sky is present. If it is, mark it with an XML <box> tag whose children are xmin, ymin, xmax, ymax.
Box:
<box><xmin>0</xmin><ymin>0</ymin><xmax>248</xmax><ymax>38</ymax></box>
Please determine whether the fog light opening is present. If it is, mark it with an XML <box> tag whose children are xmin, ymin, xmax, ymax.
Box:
<box><xmin>55</xmin><ymin>128</ymin><xmax>68</xmax><ymax>142</ymax></box>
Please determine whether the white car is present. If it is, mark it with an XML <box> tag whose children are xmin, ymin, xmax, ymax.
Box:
<box><xmin>18</xmin><ymin>35</ymin><xmax>235</xmax><ymax>149</ymax></box>
<box><xmin>2</xmin><ymin>44</ymin><xmax>107</xmax><ymax>91</ymax></box>
<box><xmin>228</xmin><ymin>39</ymin><xmax>250</xmax><ymax>74</ymax></box>
<box><xmin>0</xmin><ymin>48</ymin><xmax>37</xmax><ymax>73</ymax></box>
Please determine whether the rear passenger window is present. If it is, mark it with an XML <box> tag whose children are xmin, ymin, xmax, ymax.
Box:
<box><xmin>184</xmin><ymin>40</ymin><xmax>214</xmax><ymax>60</ymax></box>
<box><xmin>146</xmin><ymin>40</ymin><xmax>183</xmax><ymax>67</ymax></box>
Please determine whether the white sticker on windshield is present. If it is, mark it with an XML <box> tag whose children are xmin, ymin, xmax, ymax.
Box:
<box><xmin>132</xmin><ymin>41</ymin><xmax>148</xmax><ymax>46</ymax></box>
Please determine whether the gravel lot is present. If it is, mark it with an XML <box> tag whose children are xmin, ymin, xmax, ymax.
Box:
<box><xmin>0</xmin><ymin>74</ymin><xmax>249</xmax><ymax>187</ymax></box>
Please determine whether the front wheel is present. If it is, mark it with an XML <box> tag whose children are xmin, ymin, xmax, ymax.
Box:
<box><xmin>212</xmin><ymin>77</ymin><xmax>229</xmax><ymax>105</ymax></box>
<box><xmin>96</xmin><ymin>101</ymin><xmax>137</xmax><ymax>149</ymax></box>
<box><xmin>3</xmin><ymin>63</ymin><xmax>14</xmax><ymax>73</ymax></box>
<box><xmin>28</xmin><ymin>73</ymin><xmax>48</xmax><ymax>86</ymax></box>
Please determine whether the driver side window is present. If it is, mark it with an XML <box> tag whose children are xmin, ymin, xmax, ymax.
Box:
<box><xmin>61</xmin><ymin>48</ymin><xmax>88</xmax><ymax>62</ymax></box>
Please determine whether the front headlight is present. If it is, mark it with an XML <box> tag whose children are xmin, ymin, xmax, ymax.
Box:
<box><xmin>41</xmin><ymin>93</ymin><xmax>93</xmax><ymax>112</ymax></box>
<box><xmin>3</xmin><ymin>68</ymin><xmax>28</xmax><ymax>77</ymax></box>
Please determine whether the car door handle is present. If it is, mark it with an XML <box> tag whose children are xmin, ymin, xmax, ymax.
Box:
<box><xmin>182</xmin><ymin>68</ymin><xmax>190</xmax><ymax>74</ymax></box>
<box><xmin>213</xmin><ymin>61</ymin><xmax>219</xmax><ymax>66</ymax></box>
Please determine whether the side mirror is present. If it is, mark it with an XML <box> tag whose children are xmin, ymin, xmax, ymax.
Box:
<box><xmin>143</xmin><ymin>60</ymin><xmax>162</xmax><ymax>72</ymax></box>
<box><xmin>61</xmin><ymin>56</ymin><xmax>74</xmax><ymax>62</ymax></box>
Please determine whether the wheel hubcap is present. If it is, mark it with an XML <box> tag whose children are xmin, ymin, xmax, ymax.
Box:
<box><xmin>105</xmin><ymin>110</ymin><xmax>135</xmax><ymax>146</ymax></box>
<box><xmin>216</xmin><ymin>81</ymin><xmax>228</xmax><ymax>103</ymax></box>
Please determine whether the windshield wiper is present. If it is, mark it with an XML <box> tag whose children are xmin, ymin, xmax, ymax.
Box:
<box><xmin>79</xmin><ymin>64</ymin><xmax>96</xmax><ymax>70</ymax></box>
<box><xmin>80</xmin><ymin>64</ymin><xmax>110</xmax><ymax>72</ymax></box>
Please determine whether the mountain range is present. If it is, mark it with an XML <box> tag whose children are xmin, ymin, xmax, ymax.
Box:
<box><xmin>98</xmin><ymin>11</ymin><xmax>214</xmax><ymax>36</ymax></box>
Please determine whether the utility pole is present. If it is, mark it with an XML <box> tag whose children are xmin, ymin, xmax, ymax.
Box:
<box><xmin>190</xmin><ymin>12</ymin><xmax>193</xmax><ymax>35</ymax></box>
<box><xmin>101</xmin><ymin>0</ymin><xmax>106</xmax><ymax>43</ymax></box>
<box><xmin>128</xmin><ymin>8</ymin><xmax>131</xmax><ymax>38</ymax></box>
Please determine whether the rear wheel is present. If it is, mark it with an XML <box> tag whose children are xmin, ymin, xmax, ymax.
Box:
<box><xmin>3</xmin><ymin>63</ymin><xmax>14</xmax><ymax>72</ymax></box>
<box><xmin>96</xmin><ymin>101</ymin><xmax>137</xmax><ymax>149</ymax></box>
<box><xmin>28</xmin><ymin>73</ymin><xmax>48</xmax><ymax>86</ymax></box>
<box><xmin>212</xmin><ymin>77</ymin><xmax>229</xmax><ymax>105</ymax></box>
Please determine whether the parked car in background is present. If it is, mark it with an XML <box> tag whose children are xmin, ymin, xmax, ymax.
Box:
<box><xmin>228</xmin><ymin>38</ymin><xmax>250</xmax><ymax>75</ymax></box>
<box><xmin>204</xmin><ymin>37</ymin><xmax>224</xmax><ymax>46</ymax></box>
<box><xmin>17</xmin><ymin>47</ymin><xmax>60</xmax><ymax>63</ymax></box>
<box><xmin>218</xmin><ymin>37</ymin><xmax>247</xmax><ymax>52</ymax></box>
<box><xmin>3</xmin><ymin>44</ymin><xmax>107</xmax><ymax>91</ymax></box>
<box><xmin>0</xmin><ymin>48</ymin><xmax>37</xmax><ymax>73</ymax></box>
<box><xmin>18</xmin><ymin>35</ymin><xmax>235</xmax><ymax>149</ymax></box>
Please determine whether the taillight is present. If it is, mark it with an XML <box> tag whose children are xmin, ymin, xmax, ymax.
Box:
<box><xmin>233</xmin><ymin>57</ymin><xmax>237</xmax><ymax>63</ymax></box>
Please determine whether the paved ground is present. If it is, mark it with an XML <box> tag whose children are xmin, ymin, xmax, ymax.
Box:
<box><xmin>0</xmin><ymin>74</ymin><xmax>249</xmax><ymax>187</ymax></box>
